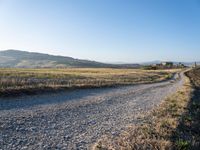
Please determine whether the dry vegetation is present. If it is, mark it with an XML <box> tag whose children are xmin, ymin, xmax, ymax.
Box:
<box><xmin>0</xmin><ymin>68</ymin><xmax>177</xmax><ymax>96</ymax></box>
<box><xmin>93</xmin><ymin>68</ymin><xmax>200</xmax><ymax>150</ymax></box>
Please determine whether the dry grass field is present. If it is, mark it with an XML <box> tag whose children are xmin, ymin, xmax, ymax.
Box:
<box><xmin>0</xmin><ymin>68</ymin><xmax>178</xmax><ymax>96</ymax></box>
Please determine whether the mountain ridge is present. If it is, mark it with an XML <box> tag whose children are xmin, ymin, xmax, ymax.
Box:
<box><xmin>0</xmin><ymin>50</ymin><xmax>140</xmax><ymax>68</ymax></box>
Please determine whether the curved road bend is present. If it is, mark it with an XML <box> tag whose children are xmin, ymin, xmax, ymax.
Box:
<box><xmin>0</xmin><ymin>73</ymin><xmax>184</xmax><ymax>149</ymax></box>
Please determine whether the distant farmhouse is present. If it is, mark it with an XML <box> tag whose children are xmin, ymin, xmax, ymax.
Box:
<box><xmin>146</xmin><ymin>61</ymin><xmax>186</xmax><ymax>70</ymax></box>
<box><xmin>152</xmin><ymin>62</ymin><xmax>173</xmax><ymax>68</ymax></box>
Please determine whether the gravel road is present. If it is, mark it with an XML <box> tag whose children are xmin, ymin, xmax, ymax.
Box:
<box><xmin>0</xmin><ymin>73</ymin><xmax>184</xmax><ymax>150</ymax></box>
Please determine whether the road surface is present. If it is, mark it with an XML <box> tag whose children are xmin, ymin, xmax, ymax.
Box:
<box><xmin>0</xmin><ymin>73</ymin><xmax>184</xmax><ymax>150</ymax></box>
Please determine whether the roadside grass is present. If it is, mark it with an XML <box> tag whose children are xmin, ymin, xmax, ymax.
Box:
<box><xmin>174</xmin><ymin>68</ymin><xmax>200</xmax><ymax>149</ymax></box>
<box><xmin>93</xmin><ymin>70</ymin><xmax>198</xmax><ymax>150</ymax></box>
<box><xmin>0</xmin><ymin>68</ymin><xmax>178</xmax><ymax>97</ymax></box>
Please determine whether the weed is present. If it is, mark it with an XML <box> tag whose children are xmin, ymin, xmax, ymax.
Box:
<box><xmin>175</xmin><ymin>139</ymin><xmax>190</xmax><ymax>150</ymax></box>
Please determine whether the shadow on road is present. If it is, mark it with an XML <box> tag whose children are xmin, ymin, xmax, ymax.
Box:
<box><xmin>0</xmin><ymin>87</ymin><xmax>114</xmax><ymax>110</ymax></box>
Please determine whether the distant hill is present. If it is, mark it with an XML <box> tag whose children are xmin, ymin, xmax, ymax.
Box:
<box><xmin>0</xmin><ymin>50</ymin><xmax>140</xmax><ymax>68</ymax></box>
<box><xmin>141</xmin><ymin>60</ymin><xmax>162</xmax><ymax>65</ymax></box>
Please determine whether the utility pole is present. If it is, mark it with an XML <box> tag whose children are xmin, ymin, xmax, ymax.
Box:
<box><xmin>195</xmin><ymin>62</ymin><xmax>197</xmax><ymax>68</ymax></box>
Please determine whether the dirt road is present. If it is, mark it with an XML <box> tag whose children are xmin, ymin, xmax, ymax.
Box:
<box><xmin>0</xmin><ymin>73</ymin><xmax>183</xmax><ymax>150</ymax></box>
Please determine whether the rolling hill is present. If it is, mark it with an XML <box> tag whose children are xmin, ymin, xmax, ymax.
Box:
<box><xmin>0</xmin><ymin>50</ymin><xmax>140</xmax><ymax>68</ymax></box>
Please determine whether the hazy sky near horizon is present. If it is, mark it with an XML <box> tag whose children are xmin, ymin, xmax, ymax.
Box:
<box><xmin>0</xmin><ymin>0</ymin><xmax>200</xmax><ymax>63</ymax></box>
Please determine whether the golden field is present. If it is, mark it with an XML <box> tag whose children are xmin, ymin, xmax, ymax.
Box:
<box><xmin>0</xmin><ymin>68</ymin><xmax>178</xmax><ymax>96</ymax></box>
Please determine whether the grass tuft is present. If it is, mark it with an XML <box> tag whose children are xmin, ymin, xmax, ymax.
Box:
<box><xmin>176</xmin><ymin>139</ymin><xmax>190</xmax><ymax>150</ymax></box>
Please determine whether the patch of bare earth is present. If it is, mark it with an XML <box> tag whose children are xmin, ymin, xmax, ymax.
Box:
<box><xmin>93</xmin><ymin>70</ymin><xmax>200</xmax><ymax>150</ymax></box>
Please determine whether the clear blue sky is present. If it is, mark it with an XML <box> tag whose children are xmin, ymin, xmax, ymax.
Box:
<box><xmin>0</xmin><ymin>0</ymin><xmax>200</xmax><ymax>63</ymax></box>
